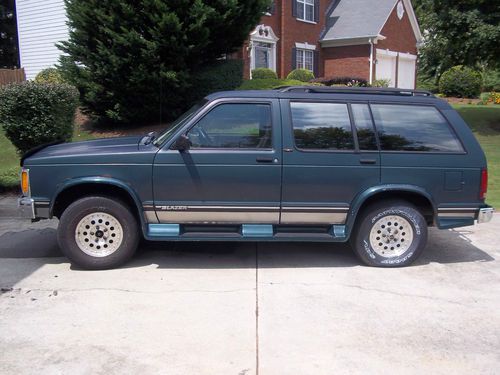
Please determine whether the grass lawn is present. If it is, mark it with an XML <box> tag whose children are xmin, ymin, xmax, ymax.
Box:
<box><xmin>0</xmin><ymin>125</ymin><xmax>98</xmax><ymax>192</ymax></box>
<box><xmin>1</xmin><ymin>106</ymin><xmax>499</xmax><ymax>208</ymax></box>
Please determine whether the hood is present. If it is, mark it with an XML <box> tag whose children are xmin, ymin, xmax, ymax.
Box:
<box><xmin>24</xmin><ymin>136</ymin><xmax>157</xmax><ymax>166</ymax></box>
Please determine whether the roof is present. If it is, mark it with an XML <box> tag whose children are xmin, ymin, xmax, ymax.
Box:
<box><xmin>320</xmin><ymin>0</ymin><xmax>422</xmax><ymax>45</ymax></box>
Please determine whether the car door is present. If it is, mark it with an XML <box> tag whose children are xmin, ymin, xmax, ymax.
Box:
<box><xmin>280</xmin><ymin>99</ymin><xmax>380</xmax><ymax>225</ymax></box>
<box><xmin>152</xmin><ymin>98</ymin><xmax>282</xmax><ymax>224</ymax></box>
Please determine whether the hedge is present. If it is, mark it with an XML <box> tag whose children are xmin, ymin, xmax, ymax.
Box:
<box><xmin>252</xmin><ymin>68</ymin><xmax>278</xmax><ymax>79</ymax></box>
<box><xmin>0</xmin><ymin>82</ymin><xmax>79</xmax><ymax>155</ymax></box>
<box><xmin>439</xmin><ymin>65</ymin><xmax>482</xmax><ymax>98</ymax></box>
<box><xmin>287</xmin><ymin>69</ymin><xmax>315</xmax><ymax>82</ymax></box>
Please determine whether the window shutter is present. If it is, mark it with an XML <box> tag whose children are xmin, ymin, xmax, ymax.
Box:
<box><xmin>292</xmin><ymin>0</ymin><xmax>297</xmax><ymax>17</ymax></box>
<box><xmin>314</xmin><ymin>0</ymin><xmax>319</xmax><ymax>22</ymax></box>
<box><xmin>313</xmin><ymin>50</ymin><xmax>319</xmax><ymax>77</ymax></box>
<box><xmin>314</xmin><ymin>0</ymin><xmax>320</xmax><ymax>22</ymax></box>
<box><xmin>269</xmin><ymin>1</ymin><xmax>276</xmax><ymax>15</ymax></box>
<box><xmin>292</xmin><ymin>48</ymin><xmax>297</xmax><ymax>70</ymax></box>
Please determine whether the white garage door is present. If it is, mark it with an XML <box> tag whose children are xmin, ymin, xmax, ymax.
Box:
<box><xmin>397</xmin><ymin>53</ymin><xmax>417</xmax><ymax>89</ymax></box>
<box><xmin>376</xmin><ymin>49</ymin><xmax>397</xmax><ymax>88</ymax></box>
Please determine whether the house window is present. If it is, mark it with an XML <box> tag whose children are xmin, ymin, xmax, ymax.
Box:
<box><xmin>254</xmin><ymin>42</ymin><xmax>273</xmax><ymax>69</ymax></box>
<box><xmin>297</xmin><ymin>0</ymin><xmax>315</xmax><ymax>22</ymax></box>
<box><xmin>296</xmin><ymin>49</ymin><xmax>314</xmax><ymax>71</ymax></box>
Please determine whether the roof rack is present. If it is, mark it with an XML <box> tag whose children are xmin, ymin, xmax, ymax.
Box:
<box><xmin>274</xmin><ymin>86</ymin><xmax>434</xmax><ymax>97</ymax></box>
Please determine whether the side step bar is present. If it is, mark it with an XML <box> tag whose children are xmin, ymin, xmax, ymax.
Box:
<box><xmin>146</xmin><ymin>223</ymin><xmax>347</xmax><ymax>242</ymax></box>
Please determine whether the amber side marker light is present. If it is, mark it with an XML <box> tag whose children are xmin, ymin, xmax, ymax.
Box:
<box><xmin>21</xmin><ymin>169</ymin><xmax>29</xmax><ymax>195</ymax></box>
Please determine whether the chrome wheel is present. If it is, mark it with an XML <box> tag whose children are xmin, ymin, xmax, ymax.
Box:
<box><xmin>369</xmin><ymin>215</ymin><xmax>414</xmax><ymax>258</ymax></box>
<box><xmin>75</xmin><ymin>212</ymin><xmax>123</xmax><ymax>257</ymax></box>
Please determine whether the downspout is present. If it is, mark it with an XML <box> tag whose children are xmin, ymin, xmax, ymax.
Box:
<box><xmin>369</xmin><ymin>38</ymin><xmax>374</xmax><ymax>85</ymax></box>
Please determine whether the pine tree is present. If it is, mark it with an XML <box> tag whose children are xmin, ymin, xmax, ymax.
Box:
<box><xmin>59</xmin><ymin>0</ymin><xmax>269</xmax><ymax>125</ymax></box>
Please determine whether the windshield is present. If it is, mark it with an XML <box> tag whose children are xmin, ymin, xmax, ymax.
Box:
<box><xmin>153</xmin><ymin>100</ymin><xmax>206</xmax><ymax>146</ymax></box>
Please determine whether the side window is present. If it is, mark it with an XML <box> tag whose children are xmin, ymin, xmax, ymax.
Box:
<box><xmin>290</xmin><ymin>102</ymin><xmax>354</xmax><ymax>150</ymax></box>
<box><xmin>371</xmin><ymin>104</ymin><xmax>464</xmax><ymax>152</ymax></box>
<box><xmin>187</xmin><ymin>103</ymin><xmax>272</xmax><ymax>149</ymax></box>
<box><xmin>351</xmin><ymin>104</ymin><xmax>378</xmax><ymax>151</ymax></box>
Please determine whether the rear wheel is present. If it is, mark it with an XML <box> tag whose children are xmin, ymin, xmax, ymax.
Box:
<box><xmin>350</xmin><ymin>200</ymin><xmax>428</xmax><ymax>267</ymax></box>
<box><xmin>57</xmin><ymin>196</ymin><xmax>139</xmax><ymax>270</ymax></box>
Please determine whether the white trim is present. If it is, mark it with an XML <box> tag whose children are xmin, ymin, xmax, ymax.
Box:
<box><xmin>369</xmin><ymin>39</ymin><xmax>374</xmax><ymax>85</ymax></box>
<box><xmin>376</xmin><ymin>48</ymin><xmax>398</xmax><ymax>57</ymax></box>
<box><xmin>398</xmin><ymin>52</ymin><xmax>417</xmax><ymax>60</ymax></box>
<box><xmin>296</xmin><ymin>19</ymin><xmax>317</xmax><ymax>25</ymax></box>
<box><xmin>295</xmin><ymin>42</ymin><xmax>317</xmax><ymax>51</ymax></box>
<box><xmin>249</xmin><ymin>25</ymin><xmax>279</xmax><ymax>76</ymax></box>
<box><xmin>320</xmin><ymin>35</ymin><xmax>385</xmax><ymax>47</ymax></box>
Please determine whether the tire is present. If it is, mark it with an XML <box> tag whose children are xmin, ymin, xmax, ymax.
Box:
<box><xmin>57</xmin><ymin>196</ymin><xmax>139</xmax><ymax>270</ymax></box>
<box><xmin>350</xmin><ymin>200</ymin><xmax>428</xmax><ymax>267</ymax></box>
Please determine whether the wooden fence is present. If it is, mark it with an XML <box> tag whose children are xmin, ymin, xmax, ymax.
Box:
<box><xmin>0</xmin><ymin>68</ymin><xmax>26</xmax><ymax>86</ymax></box>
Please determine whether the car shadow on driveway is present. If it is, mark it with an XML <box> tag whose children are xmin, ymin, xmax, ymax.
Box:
<box><xmin>0</xmin><ymin>226</ymin><xmax>495</xmax><ymax>283</ymax></box>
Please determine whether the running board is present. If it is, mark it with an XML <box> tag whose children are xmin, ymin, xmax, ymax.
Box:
<box><xmin>146</xmin><ymin>223</ymin><xmax>347</xmax><ymax>242</ymax></box>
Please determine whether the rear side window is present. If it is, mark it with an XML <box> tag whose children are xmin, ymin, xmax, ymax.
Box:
<box><xmin>370</xmin><ymin>104</ymin><xmax>463</xmax><ymax>152</ymax></box>
<box><xmin>290</xmin><ymin>102</ymin><xmax>354</xmax><ymax>150</ymax></box>
<box><xmin>351</xmin><ymin>104</ymin><xmax>378</xmax><ymax>151</ymax></box>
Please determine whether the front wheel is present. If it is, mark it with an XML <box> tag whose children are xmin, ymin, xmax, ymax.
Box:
<box><xmin>57</xmin><ymin>196</ymin><xmax>139</xmax><ymax>270</ymax></box>
<box><xmin>350</xmin><ymin>200</ymin><xmax>428</xmax><ymax>267</ymax></box>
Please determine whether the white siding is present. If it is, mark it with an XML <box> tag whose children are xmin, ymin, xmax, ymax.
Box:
<box><xmin>15</xmin><ymin>0</ymin><xmax>69</xmax><ymax>80</ymax></box>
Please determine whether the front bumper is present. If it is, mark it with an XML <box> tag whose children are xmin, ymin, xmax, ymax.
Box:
<box><xmin>18</xmin><ymin>197</ymin><xmax>35</xmax><ymax>219</ymax></box>
<box><xmin>477</xmin><ymin>206</ymin><xmax>494</xmax><ymax>223</ymax></box>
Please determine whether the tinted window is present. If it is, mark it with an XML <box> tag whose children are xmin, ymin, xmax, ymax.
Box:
<box><xmin>291</xmin><ymin>102</ymin><xmax>354</xmax><ymax>150</ymax></box>
<box><xmin>188</xmin><ymin>103</ymin><xmax>272</xmax><ymax>149</ymax></box>
<box><xmin>351</xmin><ymin>104</ymin><xmax>378</xmax><ymax>150</ymax></box>
<box><xmin>371</xmin><ymin>104</ymin><xmax>463</xmax><ymax>152</ymax></box>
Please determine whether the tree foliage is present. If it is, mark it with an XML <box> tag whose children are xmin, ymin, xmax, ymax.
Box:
<box><xmin>414</xmin><ymin>0</ymin><xmax>500</xmax><ymax>76</ymax></box>
<box><xmin>58</xmin><ymin>0</ymin><xmax>269</xmax><ymax>125</ymax></box>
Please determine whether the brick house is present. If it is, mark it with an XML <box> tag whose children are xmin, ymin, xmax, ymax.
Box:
<box><xmin>237</xmin><ymin>0</ymin><xmax>422</xmax><ymax>88</ymax></box>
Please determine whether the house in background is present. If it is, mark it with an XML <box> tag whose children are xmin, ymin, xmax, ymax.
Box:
<box><xmin>238</xmin><ymin>0</ymin><xmax>422</xmax><ymax>88</ymax></box>
<box><xmin>15</xmin><ymin>0</ymin><xmax>68</xmax><ymax>79</ymax></box>
<box><xmin>13</xmin><ymin>0</ymin><xmax>422</xmax><ymax>88</ymax></box>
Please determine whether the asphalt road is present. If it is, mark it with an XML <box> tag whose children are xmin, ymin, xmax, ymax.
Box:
<box><xmin>0</xmin><ymin>194</ymin><xmax>499</xmax><ymax>374</ymax></box>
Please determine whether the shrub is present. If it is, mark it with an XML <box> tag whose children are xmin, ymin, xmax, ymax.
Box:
<box><xmin>287</xmin><ymin>69</ymin><xmax>315</xmax><ymax>82</ymax></box>
<box><xmin>480</xmin><ymin>92</ymin><xmax>500</xmax><ymax>105</ymax></box>
<box><xmin>34</xmin><ymin>67</ymin><xmax>66</xmax><ymax>84</ymax></box>
<box><xmin>439</xmin><ymin>65</ymin><xmax>482</xmax><ymax>98</ymax></box>
<box><xmin>371</xmin><ymin>79</ymin><xmax>391</xmax><ymax>88</ymax></box>
<box><xmin>416</xmin><ymin>74</ymin><xmax>438</xmax><ymax>92</ymax></box>
<box><xmin>312</xmin><ymin>76</ymin><xmax>368</xmax><ymax>87</ymax></box>
<box><xmin>252</xmin><ymin>68</ymin><xmax>278</xmax><ymax>79</ymax></box>
<box><xmin>481</xmin><ymin>69</ymin><xmax>500</xmax><ymax>92</ymax></box>
<box><xmin>190</xmin><ymin>60</ymin><xmax>243</xmax><ymax>101</ymax></box>
<box><xmin>0</xmin><ymin>82</ymin><xmax>79</xmax><ymax>155</ymax></box>
<box><xmin>238</xmin><ymin>78</ymin><xmax>309</xmax><ymax>90</ymax></box>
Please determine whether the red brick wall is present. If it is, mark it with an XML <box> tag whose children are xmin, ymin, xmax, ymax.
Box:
<box><xmin>377</xmin><ymin>3</ymin><xmax>417</xmax><ymax>54</ymax></box>
<box><xmin>323</xmin><ymin>45</ymin><xmax>371</xmax><ymax>80</ymax></box>
<box><xmin>239</xmin><ymin>0</ymin><xmax>329</xmax><ymax>79</ymax></box>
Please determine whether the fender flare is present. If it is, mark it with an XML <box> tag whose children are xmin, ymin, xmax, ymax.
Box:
<box><xmin>345</xmin><ymin>184</ymin><xmax>437</xmax><ymax>238</ymax></box>
<box><xmin>50</xmin><ymin>176</ymin><xmax>148</xmax><ymax>235</ymax></box>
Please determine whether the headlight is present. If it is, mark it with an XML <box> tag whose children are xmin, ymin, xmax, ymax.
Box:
<box><xmin>21</xmin><ymin>168</ymin><xmax>30</xmax><ymax>196</ymax></box>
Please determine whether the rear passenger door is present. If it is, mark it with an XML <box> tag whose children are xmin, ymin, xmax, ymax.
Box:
<box><xmin>280</xmin><ymin>99</ymin><xmax>380</xmax><ymax>225</ymax></box>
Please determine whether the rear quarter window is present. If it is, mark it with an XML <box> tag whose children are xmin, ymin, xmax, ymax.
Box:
<box><xmin>370</xmin><ymin>104</ymin><xmax>464</xmax><ymax>153</ymax></box>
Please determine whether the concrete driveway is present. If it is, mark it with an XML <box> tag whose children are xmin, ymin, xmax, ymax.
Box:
<box><xmin>1</xmin><ymin>194</ymin><xmax>499</xmax><ymax>374</ymax></box>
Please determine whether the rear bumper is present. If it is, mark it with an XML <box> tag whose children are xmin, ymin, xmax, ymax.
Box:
<box><xmin>18</xmin><ymin>197</ymin><xmax>35</xmax><ymax>219</ymax></box>
<box><xmin>477</xmin><ymin>206</ymin><xmax>494</xmax><ymax>224</ymax></box>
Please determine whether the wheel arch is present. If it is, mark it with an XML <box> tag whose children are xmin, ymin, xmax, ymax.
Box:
<box><xmin>345</xmin><ymin>185</ymin><xmax>436</xmax><ymax>239</ymax></box>
<box><xmin>51</xmin><ymin>177</ymin><xmax>148</xmax><ymax>235</ymax></box>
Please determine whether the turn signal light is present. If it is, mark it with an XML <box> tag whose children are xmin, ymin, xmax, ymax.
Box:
<box><xmin>21</xmin><ymin>169</ymin><xmax>29</xmax><ymax>195</ymax></box>
<box><xmin>480</xmin><ymin>168</ymin><xmax>488</xmax><ymax>200</ymax></box>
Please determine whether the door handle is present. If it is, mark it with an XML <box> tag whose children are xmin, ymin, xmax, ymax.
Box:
<box><xmin>359</xmin><ymin>158</ymin><xmax>377</xmax><ymax>165</ymax></box>
<box><xmin>256</xmin><ymin>157</ymin><xmax>277</xmax><ymax>163</ymax></box>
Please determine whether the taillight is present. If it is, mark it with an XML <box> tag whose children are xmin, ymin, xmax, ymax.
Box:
<box><xmin>480</xmin><ymin>169</ymin><xmax>488</xmax><ymax>200</ymax></box>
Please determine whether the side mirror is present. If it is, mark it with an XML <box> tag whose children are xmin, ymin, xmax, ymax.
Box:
<box><xmin>171</xmin><ymin>134</ymin><xmax>191</xmax><ymax>152</ymax></box>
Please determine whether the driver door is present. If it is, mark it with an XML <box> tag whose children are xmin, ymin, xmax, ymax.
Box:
<box><xmin>152</xmin><ymin>98</ymin><xmax>282</xmax><ymax>224</ymax></box>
